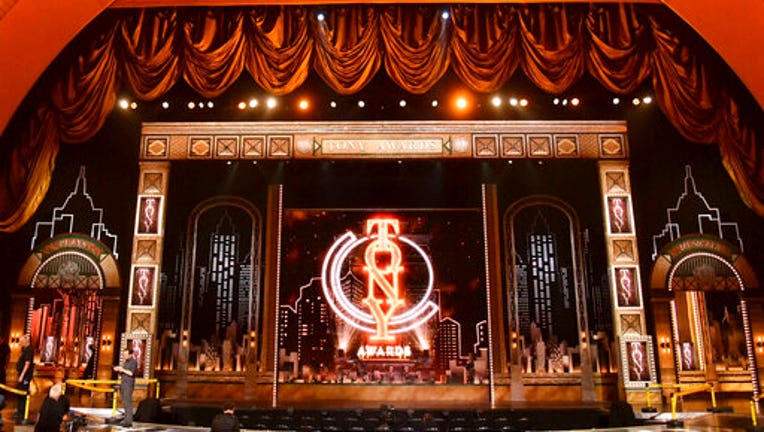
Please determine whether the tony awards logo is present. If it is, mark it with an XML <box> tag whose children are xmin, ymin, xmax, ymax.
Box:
<box><xmin>322</xmin><ymin>217</ymin><xmax>438</xmax><ymax>358</ymax></box>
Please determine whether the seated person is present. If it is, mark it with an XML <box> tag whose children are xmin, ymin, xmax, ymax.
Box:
<box><xmin>210</xmin><ymin>403</ymin><xmax>240</xmax><ymax>432</ymax></box>
<box><xmin>35</xmin><ymin>383</ymin><xmax>71</xmax><ymax>432</ymax></box>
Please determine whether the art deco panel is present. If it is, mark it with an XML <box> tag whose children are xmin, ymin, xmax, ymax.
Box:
<box><xmin>268</xmin><ymin>136</ymin><xmax>292</xmax><ymax>158</ymax></box>
<box><xmin>554</xmin><ymin>135</ymin><xmax>579</xmax><ymax>157</ymax></box>
<box><xmin>500</xmin><ymin>135</ymin><xmax>525</xmax><ymax>157</ymax></box>
<box><xmin>473</xmin><ymin>134</ymin><xmax>498</xmax><ymax>157</ymax></box>
<box><xmin>134</xmin><ymin>239</ymin><xmax>157</xmax><ymax>262</ymax></box>
<box><xmin>528</xmin><ymin>135</ymin><xmax>552</xmax><ymax>157</ymax></box>
<box><xmin>189</xmin><ymin>136</ymin><xmax>213</xmax><ymax>158</ymax></box>
<box><xmin>215</xmin><ymin>136</ymin><xmax>239</xmax><ymax>158</ymax></box>
<box><xmin>599</xmin><ymin>134</ymin><xmax>627</xmax><ymax>158</ymax></box>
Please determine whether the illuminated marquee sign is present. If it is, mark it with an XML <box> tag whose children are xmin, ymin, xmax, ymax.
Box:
<box><xmin>357</xmin><ymin>344</ymin><xmax>413</xmax><ymax>360</ymax></box>
<box><xmin>322</xmin><ymin>217</ymin><xmax>439</xmax><ymax>353</ymax></box>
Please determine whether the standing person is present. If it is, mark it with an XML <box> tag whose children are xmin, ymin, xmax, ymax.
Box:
<box><xmin>210</xmin><ymin>403</ymin><xmax>240</xmax><ymax>432</ymax></box>
<box><xmin>112</xmin><ymin>348</ymin><xmax>137</xmax><ymax>427</ymax></box>
<box><xmin>82</xmin><ymin>344</ymin><xmax>96</xmax><ymax>379</ymax></box>
<box><xmin>15</xmin><ymin>335</ymin><xmax>34</xmax><ymax>420</ymax></box>
<box><xmin>34</xmin><ymin>383</ymin><xmax>70</xmax><ymax>432</ymax></box>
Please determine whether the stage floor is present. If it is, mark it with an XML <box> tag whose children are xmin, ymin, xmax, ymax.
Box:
<box><xmin>64</xmin><ymin>405</ymin><xmax>755</xmax><ymax>432</ymax></box>
<box><xmin>2</xmin><ymin>401</ymin><xmax>759</xmax><ymax>432</ymax></box>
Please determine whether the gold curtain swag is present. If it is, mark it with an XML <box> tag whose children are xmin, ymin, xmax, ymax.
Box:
<box><xmin>0</xmin><ymin>4</ymin><xmax>762</xmax><ymax>232</ymax></box>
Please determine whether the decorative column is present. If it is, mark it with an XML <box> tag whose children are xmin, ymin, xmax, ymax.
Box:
<box><xmin>598</xmin><ymin>161</ymin><xmax>653</xmax><ymax>403</ymax></box>
<box><xmin>482</xmin><ymin>184</ymin><xmax>506</xmax><ymax>407</ymax></box>
<box><xmin>126</xmin><ymin>161</ymin><xmax>170</xmax><ymax>376</ymax></box>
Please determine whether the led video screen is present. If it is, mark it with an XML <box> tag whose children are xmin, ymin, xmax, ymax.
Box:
<box><xmin>278</xmin><ymin>208</ymin><xmax>489</xmax><ymax>385</ymax></box>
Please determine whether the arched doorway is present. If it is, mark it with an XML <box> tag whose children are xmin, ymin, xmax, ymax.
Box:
<box><xmin>171</xmin><ymin>195</ymin><xmax>263</xmax><ymax>375</ymax></box>
<box><xmin>503</xmin><ymin>195</ymin><xmax>595</xmax><ymax>399</ymax></box>
<box><xmin>650</xmin><ymin>234</ymin><xmax>760</xmax><ymax>396</ymax></box>
<box><xmin>14</xmin><ymin>234</ymin><xmax>121</xmax><ymax>380</ymax></box>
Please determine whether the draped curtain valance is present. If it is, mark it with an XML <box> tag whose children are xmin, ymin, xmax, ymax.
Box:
<box><xmin>0</xmin><ymin>3</ymin><xmax>762</xmax><ymax>231</ymax></box>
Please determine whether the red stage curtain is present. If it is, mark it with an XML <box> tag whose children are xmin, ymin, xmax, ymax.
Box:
<box><xmin>1</xmin><ymin>4</ymin><xmax>762</xmax><ymax>232</ymax></box>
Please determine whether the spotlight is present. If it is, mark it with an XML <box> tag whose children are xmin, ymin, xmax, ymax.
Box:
<box><xmin>130</xmin><ymin>101</ymin><xmax>138</xmax><ymax>110</ymax></box>
<box><xmin>358</xmin><ymin>100</ymin><xmax>365</xmax><ymax>108</ymax></box>
<box><xmin>226</xmin><ymin>160</ymin><xmax>232</xmax><ymax>166</ymax></box>
<box><xmin>317</xmin><ymin>12</ymin><xmax>325</xmax><ymax>22</ymax></box>
<box><xmin>207</xmin><ymin>101</ymin><xmax>214</xmax><ymax>108</ymax></box>
<box><xmin>441</xmin><ymin>10</ymin><xmax>450</xmax><ymax>20</ymax></box>
<box><xmin>161</xmin><ymin>101</ymin><xmax>170</xmax><ymax>109</ymax></box>
<box><xmin>199</xmin><ymin>101</ymin><xmax>205</xmax><ymax>108</ymax></box>
<box><xmin>431</xmin><ymin>100</ymin><xmax>439</xmax><ymax>107</ymax></box>
<box><xmin>491</xmin><ymin>96</ymin><xmax>502</xmax><ymax>107</ymax></box>
<box><xmin>399</xmin><ymin>99</ymin><xmax>407</xmax><ymax>108</ymax></box>
<box><xmin>632</xmin><ymin>97</ymin><xmax>641</xmax><ymax>106</ymax></box>
<box><xmin>238</xmin><ymin>101</ymin><xmax>247</xmax><ymax>110</ymax></box>
<box><xmin>249</xmin><ymin>99</ymin><xmax>258</xmax><ymax>108</ymax></box>
<box><xmin>298</xmin><ymin>99</ymin><xmax>310</xmax><ymax>110</ymax></box>
<box><xmin>553</xmin><ymin>98</ymin><xmax>560</xmax><ymax>105</ymax></box>
<box><xmin>455</xmin><ymin>97</ymin><xmax>468</xmax><ymax>110</ymax></box>
<box><xmin>118</xmin><ymin>99</ymin><xmax>129</xmax><ymax>109</ymax></box>
<box><xmin>562</xmin><ymin>99</ymin><xmax>568</xmax><ymax>106</ymax></box>
<box><xmin>612</xmin><ymin>97</ymin><xmax>620</xmax><ymax>105</ymax></box>
<box><xmin>570</xmin><ymin>97</ymin><xmax>580</xmax><ymax>106</ymax></box>
<box><xmin>330</xmin><ymin>101</ymin><xmax>337</xmax><ymax>108</ymax></box>
<box><xmin>642</xmin><ymin>96</ymin><xmax>653</xmax><ymax>104</ymax></box>
<box><xmin>519</xmin><ymin>98</ymin><xmax>528</xmax><ymax>107</ymax></box>
<box><xmin>266</xmin><ymin>97</ymin><xmax>277</xmax><ymax>109</ymax></box>
<box><xmin>187</xmin><ymin>101</ymin><xmax>195</xmax><ymax>109</ymax></box>
<box><xmin>509</xmin><ymin>98</ymin><xmax>518</xmax><ymax>107</ymax></box>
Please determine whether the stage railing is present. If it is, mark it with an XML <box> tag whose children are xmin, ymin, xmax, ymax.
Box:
<box><xmin>642</xmin><ymin>382</ymin><xmax>721</xmax><ymax>412</ymax></box>
<box><xmin>669</xmin><ymin>383</ymin><xmax>715</xmax><ymax>423</ymax></box>
<box><xmin>0</xmin><ymin>382</ymin><xmax>31</xmax><ymax>422</ymax></box>
<box><xmin>751</xmin><ymin>395</ymin><xmax>760</xmax><ymax>429</ymax></box>
<box><xmin>64</xmin><ymin>379</ymin><xmax>160</xmax><ymax>418</ymax></box>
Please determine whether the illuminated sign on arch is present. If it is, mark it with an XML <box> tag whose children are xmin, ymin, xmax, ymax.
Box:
<box><xmin>321</xmin><ymin>217</ymin><xmax>439</xmax><ymax>344</ymax></box>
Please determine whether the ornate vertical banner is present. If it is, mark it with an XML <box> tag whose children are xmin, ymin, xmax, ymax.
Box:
<box><xmin>613</xmin><ymin>266</ymin><xmax>641</xmax><ymax>308</ymax></box>
<box><xmin>278</xmin><ymin>209</ymin><xmax>488</xmax><ymax>386</ymax></box>
<box><xmin>129</xmin><ymin>265</ymin><xmax>157</xmax><ymax>308</ymax></box>
<box><xmin>620</xmin><ymin>335</ymin><xmax>656</xmax><ymax>388</ymax></box>
<box><xmin>135</xmin><ymin>196</ymin><xmax>163</xmax><ymax>235</ymax></box>
<box><xmin>120</xmin><ymin>332</ymin><xmax>153</xmax><ymax>379</ymax></box>
<box><xmin>606</xmin><ymin>196</ymin><xmax>633</xmax><ymax>235</ymax></box>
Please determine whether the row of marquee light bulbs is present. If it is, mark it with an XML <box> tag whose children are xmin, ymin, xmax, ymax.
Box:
<box><xmin>115</xmin><ymin>93</ymin><xmax>655</xmax><ymax>113</ymax></box>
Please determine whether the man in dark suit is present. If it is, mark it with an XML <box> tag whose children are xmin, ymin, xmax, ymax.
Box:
<box><xmin>113</xmin><ymin>348</ymin><xmax>137</xmax><ymax>427</ymax></box>
<box><xmin>210</xmin><ymin>403</ymin><xmax>240</xmax><ymax>432</ymax></box>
